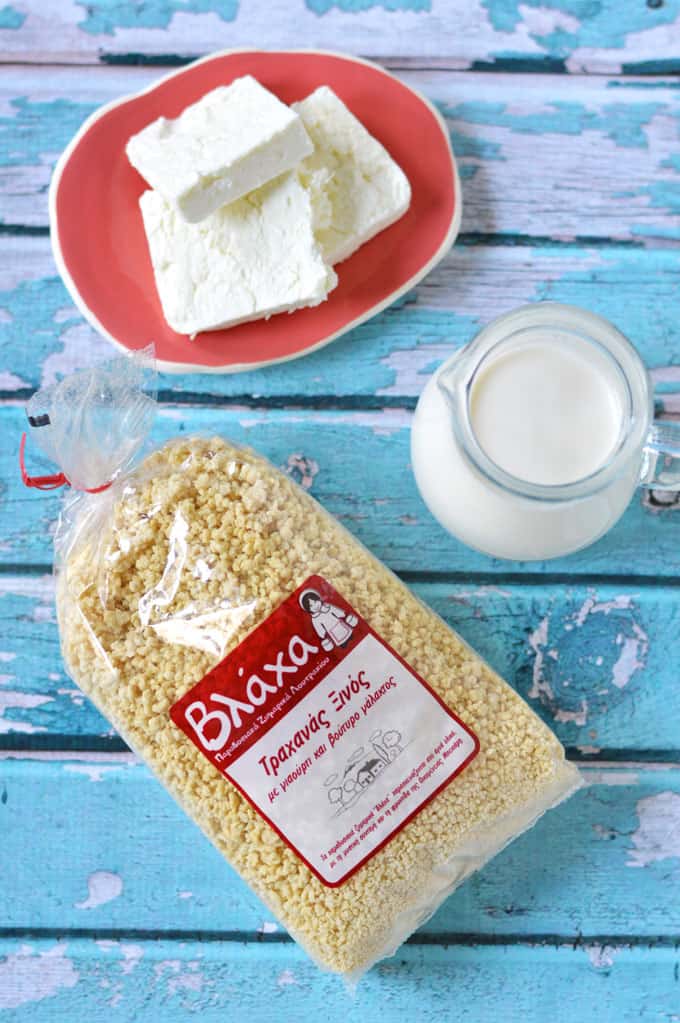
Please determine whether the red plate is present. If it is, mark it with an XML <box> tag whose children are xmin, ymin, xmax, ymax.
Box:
<box><xmin>50</xmin><ymin>49</ymin><xmax>460</xmax><ymax>374</ymax></box>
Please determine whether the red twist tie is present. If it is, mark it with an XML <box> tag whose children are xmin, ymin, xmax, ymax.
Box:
<box><xmin>19</xmin><ymin>433</ymin><xmax>112</xmax><ymax>494</ymax></box>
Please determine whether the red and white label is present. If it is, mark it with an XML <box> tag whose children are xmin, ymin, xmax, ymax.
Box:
<box><xmin>170</xmin><ymin>575</ymin><xmax>479</xmax><ymax>887</ymax></box>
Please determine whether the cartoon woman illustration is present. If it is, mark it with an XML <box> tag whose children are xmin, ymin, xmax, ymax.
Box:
<box><xmin>299</xmin><ymin>589</ymin><xmax>358</xmax><ymax>651</ymax></box>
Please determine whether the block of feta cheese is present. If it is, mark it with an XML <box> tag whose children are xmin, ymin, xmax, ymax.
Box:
<box><xmin>139</xmin><ymin>172</ymin><xmax>337</xmax><ymax>336</ymax></box>
<box><xmin>293</xmin><ymin>86</ymin><xmax>411</xmax><ymax>265</ymax></box>
<box><xmin>127</xmin><ymin>76</ymin><xmax>313</xmax><ymax>223</ymax></box>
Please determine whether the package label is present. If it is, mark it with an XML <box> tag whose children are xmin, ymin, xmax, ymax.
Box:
<box><xmin>170</xmin><ymin>575</ymin><xmax>479</xmax><ymax>886</ymax></box>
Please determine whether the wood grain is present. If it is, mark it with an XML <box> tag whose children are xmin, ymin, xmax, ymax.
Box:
<box><xmin>1</xmin><ymin>937</ymin><xmax>679</xmax><ymax>1021</ymax></box>
<box><xmin>1</xmin><ymin>1</ymin><xmax>680</xmax><ymax>1008</ymax></box>
<box><xmin>3</xmin><ymin>406</ymin><xmax>680</xmax><ymax>575</ymax></box>
<box><xmin>0</xmin><ymin>0</ymin><xmax>678</xmax><ymax>73</ymax></box>
<box><xmin>2</xmin><ymin>236</ymin><xmax>680</xmax><ymax>403</ymax></box>
<box><xmin>0</xmin><ymin>574</ymin><xmax>676</xmax><ymax>753</ymax></box>
<box><xmin>1</xmin><ymin>67</ymin><xmax>678</xmax><ymax>240</ymax></box>
<box><xmin>2</xmin><ymin>760</ymin><xmax>679</xmax><ymax>940</ymax></box>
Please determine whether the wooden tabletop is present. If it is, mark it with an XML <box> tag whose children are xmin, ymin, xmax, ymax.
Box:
<box><xmin>1</xmin><ymin>3</ymin><xmax>680</xmax><ymax>1020</ymax></box>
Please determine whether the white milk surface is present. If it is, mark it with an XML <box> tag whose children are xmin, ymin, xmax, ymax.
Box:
<box><xmin>469</xmin><ymin>340</ymin><xmax>623</xmax><ymax>486</ymax></box>
<box><xmin>411</xmin><ymin>333</ymin><xmax>638</xmax><ymax>561</ymax></box>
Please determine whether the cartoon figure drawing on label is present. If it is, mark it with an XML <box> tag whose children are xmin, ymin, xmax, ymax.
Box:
<box><xmin>299</xmin><ymin>588</ymin><xmax>358</xmax><ymax>651</ymax></box>
<box><xmin>324</xmin><ymin>728</ymin><xmax>405</xmax><ymax>816</ymax></box>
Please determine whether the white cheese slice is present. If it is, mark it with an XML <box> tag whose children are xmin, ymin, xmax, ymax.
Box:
<box><xmin>292</xmin><ymin>86</ymin><xmax>411</xmax><ymax>265</ymax></box>
<box><xmin>127</xmin><ymin>76</ymin><xmax>313</xmax><ymax>223</ymax></box>
<box><xmin>139</xmin><ymin>172</ymin><xmax>337</xmax><ymax>337</ymax></box>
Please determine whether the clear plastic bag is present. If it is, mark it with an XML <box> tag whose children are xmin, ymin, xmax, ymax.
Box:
<box><xmin>24</xmin><ymin>348</ymin><xmax>155</xmax><ymax>491</ymax></box>
<box><xmin>35</xmin><ymin>358</ymin><xmax>581</xmax><ymax>980</ymax></box>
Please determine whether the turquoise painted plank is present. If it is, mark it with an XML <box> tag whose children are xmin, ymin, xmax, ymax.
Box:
<box><xmin>2</xmin><ymin>238</ymin><xmax>680</xmax><ymax>401</ymax></box>
<box><xmin>0</xmin><ymin>938</ymin><xmax>679</xmax><ymax>1022</ymax></box>
<box><xmin>482</xmin><ymin>0</ymin><xmax>680</xmax><ymax>66</ymax></box>
<box><xmin>1</xmin><ymin>406</ymin><xmax>678</xmax><ymax>576</ymax></box>
<box><xmin>2</xmin><ymin>761</ymin><xmax>679</xmax><ymax>939</ymax></box>
<box><xmin>77</xmin><ymin>0</ymin><xmax>238</xmax><ymax>35</ymax></box>
<box><xmin>1</xmin><ymin>0</ymin><xmax>679</xmax><ymax>72</ymax></box>
<box><xmin>0</xmin><ymin>6</ymin><xmax>24</xmax><ymax>29</ymax></box>
<box><xmin>2</xmin><ymin>67</ymin><xmax>679</xmax><ymax>239</ymax></box>
<box><xmin>0</xmin><ymin>576</ymin><xmax>677</xmax><ymax>752</ymax></box>
<box><xmin>425</xmin><ymin>584</ymin><xmax>674</xmax><ymax>752</ymax></box>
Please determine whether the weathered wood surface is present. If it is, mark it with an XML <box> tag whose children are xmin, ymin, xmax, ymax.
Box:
<box><xmin>2</xmin><ymin>760</ymin><xmax>679</xmax><ymax>939</ymax></box>
<box><xmin>0</xmin><ymin>574</ymin><xmax>676</xmax><ymax>753</ymax></box>
<box><xmin>0</xmin><ymin>0</ymin><xmax>678</xmax><ymax>73</ymax></box>
<box><xmin>2</xmin><ymin>237</ymin><xmax>680</xmax><ymax>404</ymax></box>
<box><xmin>1</xmin><ymin>938</ymin><xmax>679</xmax><ymax>1022</ymax></box>
<box><xmin>1</xmin><ymin>3</ymin><xmax>679</xmax><ymax>1016</ymax></box>
<box><xmin>2</xmin><ymin>67</ymin><xmax>679</xmax><ymax>241</ymax></box>
<box><xmin>2</xmin><ymin>406</ymin><xmax>680</xmax><ymax>578</ymax></box>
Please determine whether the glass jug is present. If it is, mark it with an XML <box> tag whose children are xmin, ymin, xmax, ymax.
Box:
<box><xmin>411</xmin><ymin>303</ymin><xmax>680</xmax><ymax>561</ymax></box>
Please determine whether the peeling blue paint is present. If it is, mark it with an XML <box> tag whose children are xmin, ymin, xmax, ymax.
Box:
<box><xmin>0</xmin><ymin>4</ymin><xmax>25</xmax><ymax>29</ymax></box>
<box><xmin>0</xmin><ymin>265</ymin><xmax>465</xmax><ymax>396</ymax></box>
<box><xmin>2</xmin><ymin>936</ymin><xmax>680</xmax><ymax>1019</ymax></box>
<box><xmin>0</xmin><ymin>98</ymin><xmax>95</xmax><ymax>171</ymax></box>
<box><xmin>306</xmin><ymin>0</ymin><xmax>429</xmax><ymax>12</ymax></box>
<box><xmin>660</xmin><ymin>152</ymin><xmax>680</xmax><ymax>174</ymax></box>
<box><xmin>448</xmin><ymin>125</ymin><xmax>503</xmax><ymax>181</ymax></box>
<box><xmin>441</xmin><ymin>99</ymin><xmax>663</xmax><ymax>149</ymax></box>
<box><xmin>481</xmin><ymin>0</ymin><xmax>680</xmax><ymax>56</ymax></box>
<box><xmin>448</xmin><ymin>126</ymin><xmax>503</xmax><ymax>161</ymax></box>
<box><xmin>0</xmin><ymin>759</ymin><xmax>679</xmax><ymax>939</ymax></box>
<box><xmin>519</xmin><ymin>594</ymin><xmax>648</xmax><ymax>724</ymax></box>
<box><xmin>631</xmin><ymin>110</ymin><xmax>680</xmax><ymax>224</ymax></box>
<box><xmin>631</xmin><ymin>223</ymin><xmax>680</xmax><ymax>241</ymax></box>
<box><xmin>607</xmin><ymin>79</ymin><xmax>680</xmax><ymax>90</ymax></box>
<box><xmin>76</xmin><ymin>0</ymin><xmax>238</xmax><ymax>36</ymax></box>
<box><xmin>2</xmin><ymin>251</ymin><xmax>679</xmax><ymax>401</ymax></box>
<box><xmin>481</xmin><ymin>0</ymin><xmax>527</xmax><ymax>32</ymax></box>
<box><xmin>642</xmin><ymin>180</ymin><xmax>680</xmax><ymax>214</ymax></box>
<box><xmin>0</xmin><ymin>587</ymin><xmax>61</xmax><ymax>733</ymax></box>
<box><xmin>0</xmin><ymin>276</ymin><xmax>81</xmax><ymax>383</ymax></box>
<box><xmin>420</xmin><ymin>358</ymin><xmax>449</xmax><ymax>377</ymax></box>
<box><xmin>531</xmin><ymin>250</ymin><xmax>680</xmax><ymax>357</ymax></box>
<box><xmin>170</xmin><ymin>302</ymin><xmax>469</xmax><ymax>397</ymax></box>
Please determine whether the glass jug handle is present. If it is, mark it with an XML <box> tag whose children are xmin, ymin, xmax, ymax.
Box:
<box><xmin>640</xmin><ymin>421</ymin><xmax>680</xmax><ymax>491</ymax></box>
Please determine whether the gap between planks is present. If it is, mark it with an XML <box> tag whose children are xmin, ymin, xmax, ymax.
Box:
<box><xmin>1</xmin><ymin>396</ymin><xmax>677</xmax><ymax>413</ymax></box>
<box><xmin>1</xmin><ymin>749</ymin><xmax>677</xmax><ymax>769</ymax></box>
<box><xmin>2</xmin><ymin>227</ymin><xmax>665</xmax><ymax>249</ymax></box>
<box><xmin>0</xmin><ymin>926</ymin><xmax>677</xmax><ymax>950</ymax></box>
<box><xmin>1</xmin><ymin>55</ymin><xmax>679</xmax><ymax>77</ymax></box>
<box><xmin>0</xmin><ymin>737</ymin><xmax>677</xmax><ymax>761</ymax></box>
<box><xmin>3</xmin><ymin>564</ymin><xmax>680</xmax><ymax>588</ymax></box>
